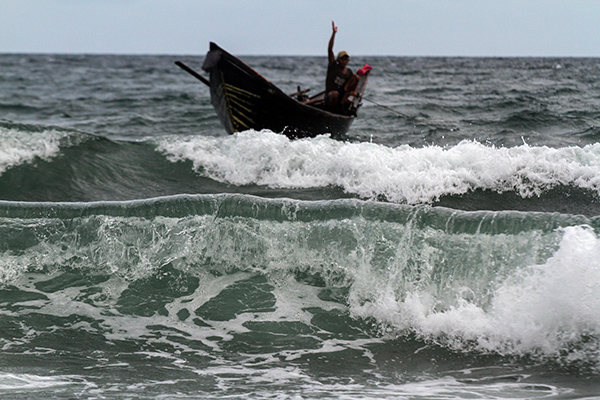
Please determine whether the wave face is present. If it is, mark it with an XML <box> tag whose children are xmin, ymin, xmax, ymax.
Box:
<box><xmin>2</xmin><ymin>53</ymin><xmax>600</xmax><ymax>398</ymax></box>
<box><xmin>1</xmin><ymin>195</ymin><xmax>600</xmax><ymax>398</ymax></box>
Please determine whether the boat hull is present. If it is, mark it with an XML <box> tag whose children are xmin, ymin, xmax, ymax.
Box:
<box><xmin>202</xmin><ymin>42</ymin><xmax>356</xmax><ymax>138</ymax></box>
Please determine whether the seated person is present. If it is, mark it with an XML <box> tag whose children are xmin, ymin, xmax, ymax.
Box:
<box><xmin>325</xmin><ymin>21</ymin><xmax>359</xmax><ymax>113</ymax></box>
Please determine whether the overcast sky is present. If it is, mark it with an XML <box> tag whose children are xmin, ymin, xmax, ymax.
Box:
<box><xmin>2</xmin><ymin>0</ymin><xmax>600</xmax><ymax>57</ymax></box>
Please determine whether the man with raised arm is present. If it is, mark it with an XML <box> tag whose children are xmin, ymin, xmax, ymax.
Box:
<box><xmin>325</xmin><ymin>21</ymin><xmax>359</xmax><ymax>113</ymax></box>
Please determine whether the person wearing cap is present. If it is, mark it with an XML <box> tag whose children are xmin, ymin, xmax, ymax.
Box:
<box><xmin>325</xmin><ymin>21</ymin><xmax>359</xmax><ymax>113</ymax></box>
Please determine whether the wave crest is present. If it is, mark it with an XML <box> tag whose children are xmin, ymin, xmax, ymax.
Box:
<box><xmin>158</xmin><ymin>131</ymin><xmax>600</xmax><ymax>203</ymax></box>
<box><xmin>0</xmin><ymin>122</ymin><xmax>91</xmax><ymax>175</ymax></box>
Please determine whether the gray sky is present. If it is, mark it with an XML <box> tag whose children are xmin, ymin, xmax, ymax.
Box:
<box><xmin>2</xmin><ymin>0</ymin><xmax>600</xmax><ymax>57</ymax></box>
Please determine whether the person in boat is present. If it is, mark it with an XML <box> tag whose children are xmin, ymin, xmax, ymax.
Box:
<box><xmin>325</xmin><ymin>21</ymin><xmax>359</xmax><ymax>114</ymax></box>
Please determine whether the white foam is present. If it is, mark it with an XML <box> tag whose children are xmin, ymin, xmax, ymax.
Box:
<box><xmin>158</xmin><ymin>130</ymin><xmax>600</xmax><ymax>203</ymax></box>
<box><xmin>350</xmin><ymin>225</ymin><xmax>600</xmax><ymax>362</ymax></box>
<box><xmin>0</xmin><ymin>126</ymin><xmax>70</xmax><ymax>175</ymax></box>
<box><xmin>0</xmin><ymin>372</ymin><xmax>79</xmax><ymax>390</ymax></box>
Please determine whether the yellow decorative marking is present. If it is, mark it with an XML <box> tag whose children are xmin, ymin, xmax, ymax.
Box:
<box><xmin>219</xmin><ymin>71</ymin><xmax>237</xmax><ymax>131</ymax></box>
<box><xmin>219</xmin><ymin>73</ymin><xmax>266</xmax><ymax>131</ymax></box>
<box><xmin>220</xmin><ymin>79</ymin><xmax>259</xmax><ymax>131</ymax></box>
<box><xmin>223</xmin><ymin>84</ymin><xmax>260</xmax><ymax>98</ymax></box>
<box><xmin>232</xmin><ymin>108</ymin><xmax>256</xmax><ymax>126</ymax></box>
<box><xmin>228</xmin><ymin>96</ymin><xmax>255</xmax><ymax>116</ymax></box>
<box><xmin>231</xmin><ymin>114</ymin><xmax>249</xmax><ymax>130</ymax></box>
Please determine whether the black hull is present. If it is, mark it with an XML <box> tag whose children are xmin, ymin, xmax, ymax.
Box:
<box><xmin>201</xmin><ymin>42</ymin><xmax>359</xmax><ymax>139</ymax></box>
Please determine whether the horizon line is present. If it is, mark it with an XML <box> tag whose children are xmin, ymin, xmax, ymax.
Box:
<box><xmin>2</xmin><ymin>50</ymin><xmax>600</xmax><ymax>59</ymax></box>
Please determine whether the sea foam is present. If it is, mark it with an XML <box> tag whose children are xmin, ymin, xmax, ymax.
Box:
<box><xmin>0</xmin><ymin>126</ymin><xmax>69</xmax><ymax>175</ymax></box>
<box><xmin>158</xmin><ymin>130</ymin><xmax>600</xmax><ymax>204</ymax></box>
<box><xmin>0</xmin><ymin>373</ymin><xmax>78</xmax><ymax>390</ymax></box>
<box><xmin>350</xmin><ymin>224</ymin><xmax>600</xmax><ymax>365</ymax></box>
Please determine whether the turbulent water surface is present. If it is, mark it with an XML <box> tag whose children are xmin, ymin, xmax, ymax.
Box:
<box><xmin>2</xmin><ymin>52</ymin><xmax>600</xmax><ymax>399</ymax></box>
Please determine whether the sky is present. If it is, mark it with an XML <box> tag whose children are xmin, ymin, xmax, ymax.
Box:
<box><xmin>2</xmin><ymin>0</ymin><xmax>600</xmax><ymax>57</ymax></box>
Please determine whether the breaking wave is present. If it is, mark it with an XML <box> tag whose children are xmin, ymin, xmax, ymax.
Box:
<box><xmin>158</xmin><ymin>130</ymin><xmax>600</xmax><ymax>204</ymax></box>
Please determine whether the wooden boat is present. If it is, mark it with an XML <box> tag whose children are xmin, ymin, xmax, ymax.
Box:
<box><xmin>176</xmin><ymin>42</ymin><xmax>370</xmax><ymax>139</ymax></box>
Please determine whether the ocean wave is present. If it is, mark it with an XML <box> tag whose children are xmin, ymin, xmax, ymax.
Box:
<box><xmin>0</xmin><ymin>122</ymin><xmax>186</xmax><ymax>202</ymax></box>
<box><xmin>0</xmin><ymin>195</ymin><xmax>600</xmax><ymax>376</ymax></box>
<box><xmin>0</xmin><ymin>122</ymin><xmax>92</xmax><ymax>175</ymax></box>
<box><xmin>0</xmin><ymin>194</ymin><xmax>581</xmax><ymax>285</ymax></box>
<box><xmin>1</xmin><ymin>194</ymin><xmax>599</xmax><ymax>369</ymax></box>
<box><xmin>4</xmin><ymin>127</ymin><xmax>600</xmax><ymax>212</ymax></box>
<box><xmin>352</xmin><ymin>225</ymin><xmax>600</xmax><ymax>369</ymax></box>
<box><xmin>157</xmin><ymin>130</ymin><xmax>600</xmax><ymax>204</ymax></box>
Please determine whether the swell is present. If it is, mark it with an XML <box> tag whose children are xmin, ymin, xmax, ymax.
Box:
<box><xmin>0</xmin><ymin>122</ymin><xmax>209</xmax><ymax>202</ymax></box>
<box><xmin>1</xmin><ymin>194</ymin><xmax>592</xmax><ymax>306</ymax></box>
<box><xmin>0</xmin><ymin>194</ymin><xmax>595</xmax><ymax>298</ymax></box>
<box><xmin>1</xmin><ymin>194</ymin><xmax>600</xmax><ymax>371</ymax></box>
<box><xmin>4</xmin><ymin>125</ymin><xmax>600</xmax><ymax>216</ymax></box>
<box><xmin>0</xmin><ymin>193</ymin><xmax>595</xmax><ymax>229</ymax></box>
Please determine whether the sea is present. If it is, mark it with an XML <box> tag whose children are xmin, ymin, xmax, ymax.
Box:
<box><xmin>1</xmin><ymin>52</ymin><xmax>600</xmax><ymax>399</ymax></box>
